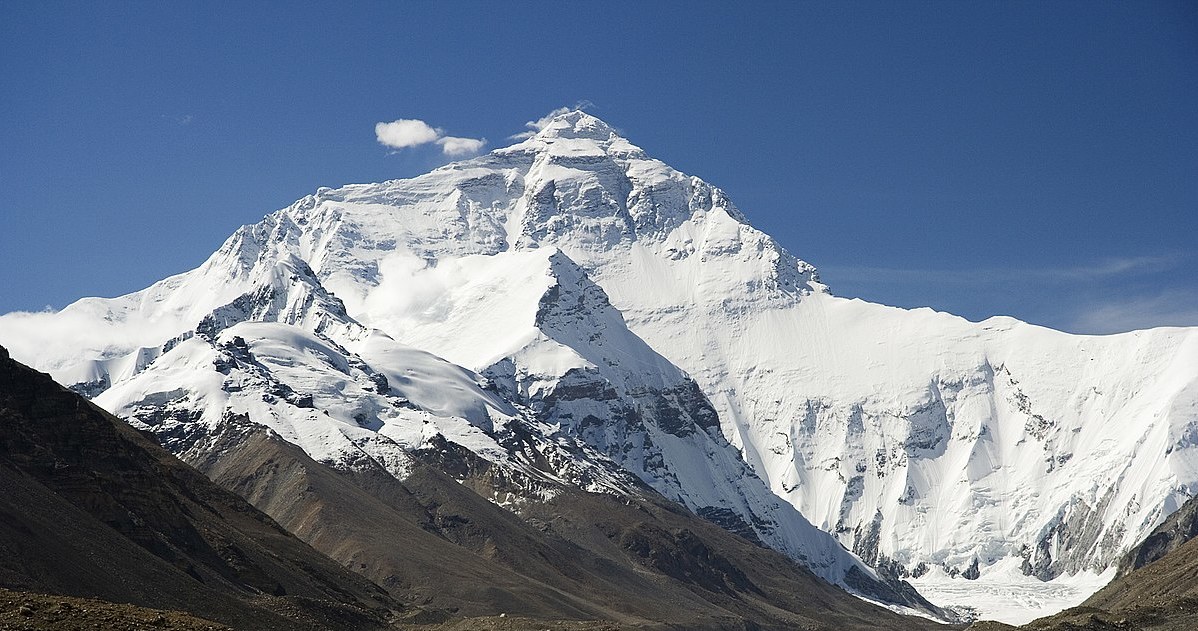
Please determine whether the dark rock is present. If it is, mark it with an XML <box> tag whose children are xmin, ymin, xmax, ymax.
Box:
<box><xmin>963</xmin><ymin>557</ymin><xmax>980</xmax><ymax>580</ymax></box>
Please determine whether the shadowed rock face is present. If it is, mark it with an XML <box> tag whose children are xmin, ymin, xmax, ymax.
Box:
<box><xmin>0</xmin><ymin>344</ymin><xmax>398</xmax><ymax>631</ymax></box>
<box><xmin>1116</xmin><ymin>492</ymin><xmax>1198</xmax><ymax>577</ymax></box>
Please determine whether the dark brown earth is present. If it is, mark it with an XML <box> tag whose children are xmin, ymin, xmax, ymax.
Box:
<box><xmin>0</xmin><ymin>587</ymin><xmax>230</xmax><ymax>631</ymax></box>
<box><xmin>0</xmin><ymin>345</ymin><xmax>399</xmax><ymax>631</ymax></box>
<box><xmin>394</xmin><ymin>615</ymin><xmax>622</xmax><ymax>630</ymax></box>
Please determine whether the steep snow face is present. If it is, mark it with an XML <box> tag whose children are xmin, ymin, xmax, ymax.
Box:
<box><xmin>4</xmin><ymin>110</ymin><xmax>1198</xmax><ymax>620</ymax></box>
<box><xmin>633</xmin><ymin>289</ymin><xmax>1198</xmax><ymax>623</ymax></box>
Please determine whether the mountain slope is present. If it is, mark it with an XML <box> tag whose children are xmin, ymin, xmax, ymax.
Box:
<box><xmin>0</xmin><ymin>345</ymin><xmax>399</xmax><ymax>631</ymax></box>
<box><xmin>1114</xmin><ymin>481</ymin><xmax>1198</xmax><ymax>578</ymax></box>
<box><xmin>193</xmin><ymin>418</ymin><xmax>949</xmax><ymax>630</ymax></box>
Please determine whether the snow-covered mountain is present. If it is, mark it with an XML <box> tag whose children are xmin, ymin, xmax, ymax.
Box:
<box><xmin>4</xmin><ymin>110</ymin><xmax>1197</xmax><ymax>622</ymax></box>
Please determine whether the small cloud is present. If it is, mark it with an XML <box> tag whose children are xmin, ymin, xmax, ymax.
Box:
<box><xmin>375</xmin><ymin>119</ymin><xmax>441</xmax><ymax>150</ymax></box>
<box><xmin>374</xmin><ymin>117</ymin><xmax>486</xmax><ymax>157</ymax></box>
<box><xmin>509</xmin><ymin>101</ymin><xmax>596</xmax><ymax>140</ymax></box>
<box><xmin>436</xmin><ymin>136</ymin><xmax>487</xmax><ymax>156</ymax></box>
<box><xmin>1040</xmin><ymin>254</ymin><xmax>1184</xmax><ymax>282</ymax></box>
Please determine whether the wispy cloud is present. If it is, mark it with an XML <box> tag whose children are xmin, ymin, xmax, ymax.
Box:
<box><xmin>160</xmin><ymin>113</ymin><xmax>194</xmax><ymax>126</ymax></box>
<box><xmin>820</xmin><ymin>253</ymin><xmax>1196</xmax><ymax>334</ymax></box>
<box><xmin>822</xmin><ymin>254</ymin><xmax>1186</xmax><ymax>287</ymax></box>
<box><xmin>374</xmin><ymin>118</ymin><xmax>486</xmax><ymax>156</ymax></box>
<box><xmin>509</xmin><ymin>101</ymin><xmax>596</xmax><ymax>140</ymax></box>
<box><xmin>0</xmin><ymin>307</ymin><xmax>185</xmax><ymax>371</ymax></box>
<box><xmin>1069</xmin><ymin>289</ymin><xmax>1198</xmax><ymax>334</ymax></box>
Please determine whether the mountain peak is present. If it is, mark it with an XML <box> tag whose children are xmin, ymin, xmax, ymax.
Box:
<box><xmin>532</xmin><ymin>110</ymin><xmax>617</xmax><ymax>141</ymax></box>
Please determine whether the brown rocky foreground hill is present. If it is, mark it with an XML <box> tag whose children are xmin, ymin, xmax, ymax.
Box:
<box><xmin>0</xmin><ymin>345</ymin><xmax>398</xmax><ymax>630</ymax></box>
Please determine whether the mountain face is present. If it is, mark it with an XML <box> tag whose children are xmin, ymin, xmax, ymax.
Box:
<box><xmin>0</xmin><ymin>345</ymin><xmax>399</xmax><ymax>631</ymax></box>
<box><xmin>3</xmin><ymin>110</ymin><xmax>1197</xmax><ymax>621</ymax></box>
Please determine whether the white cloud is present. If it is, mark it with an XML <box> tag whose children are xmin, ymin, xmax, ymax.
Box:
<box><xmin>375</xmin><ymin>119</ymin><xmax>441</xmax><ymax>149</ymax></box>
<box><xmin>436</xmin><ymin>136</ymin><xmax>487</xmax><ymax>156</ymax></box>
<box><xmin>0</xmin><ymin>307</ymin><xmax>186</xmax><ymax>375</ymax></box>
<box><xmin>374</xmin><ymin>118</ymin><xmax>486</xmax><ymax>156</ymax></box>
<box><xmin>524</xmin><ymin>106</ymin><xmax>573</xmax><ymax>133</ymax></box>
<box><xmin>362</xmin><ymin>252</ymin><xmax>462</xmax><ymax>326</ymax></box>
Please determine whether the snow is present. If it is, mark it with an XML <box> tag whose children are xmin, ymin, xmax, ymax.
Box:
<box><xmin>3</xmin><ymin>109</ymin><xmax>1197</xmax><ymax>621</ymax></box>
<box><xmin>354</xmin><ymin>249</ymin><xmax>554</xmax><ymax>370</ymax></box>
<box><xmin>352</xmin><ymin>330</ymin><xmax>518</xmax><ymax>427</ymax></box>
<box><xmin>910</xmin><ymin>559</ymin><xmax>1116</xmax><ymax>625</ymax></box>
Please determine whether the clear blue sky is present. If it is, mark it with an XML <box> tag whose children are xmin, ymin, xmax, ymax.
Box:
<box><xmin>2</xmin><ymin>1</ymin><xmax>1195</xmax><ymax>333</ymax></box>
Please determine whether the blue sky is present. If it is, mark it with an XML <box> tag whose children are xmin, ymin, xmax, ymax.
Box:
<box><xmin>1</xmin><ymin>1</ymin><xmax>1195</xmax><ymax>333</ymax></box>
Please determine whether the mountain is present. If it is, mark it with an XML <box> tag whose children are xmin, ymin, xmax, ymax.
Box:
<box><xmin>1055</xmin><ymin>493</ymin><xmax>1198</xmax><ymax>631</ymax></box>
<box><xmin>0</xmin><ymin>344</ymin><xmax>399</xmax><ymax>631</ymax></box>
<box><xmin>0</xmin><ymin>190</ymin><xmax>912</xmax><ymax>603</ymax></box>
<box><xmin>3</xmin><ymin>110</ymin><xmax>1196</xmax><ymax>622</ymax></box>
<box><xmin>0</xmin><ymin>348</ymin><xmax>947</xmax><ymax>631</ymax></box>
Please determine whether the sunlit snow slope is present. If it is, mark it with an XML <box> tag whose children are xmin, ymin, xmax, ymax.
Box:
<box><xmin>3</xmin><ymin>110</ymin><xmax>1196</xmax><ymax>621</ymax></box>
